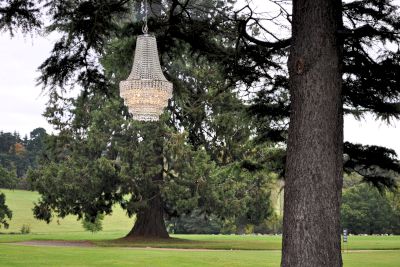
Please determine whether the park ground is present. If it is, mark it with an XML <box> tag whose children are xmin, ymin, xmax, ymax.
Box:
<box><xmin>0</xmin><ymin>189</ymin><xmax>400</xmax><ymax>266</ymax></box>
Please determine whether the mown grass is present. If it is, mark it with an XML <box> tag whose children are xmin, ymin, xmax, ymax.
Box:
<box><xmin>0</xmin><ymin>189</ymin><xmax>133</xmax><ymax>234</ymax></box>
<box><xmin>1</xmin><ymin>189</ymin><xmax>400</xmax><ymax>266</ymax></box>
<box><xmin>0</xmin><ymin>244</ymin><xmax>400</xmax><ymax>267</ymax></box>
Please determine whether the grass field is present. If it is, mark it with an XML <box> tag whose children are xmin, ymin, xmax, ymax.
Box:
<box><xmin>0</xmin><ymin>189</ymin><xmax>133</xmax><ymax>234</ymax></box>
<box><xmin>1</xmin><ymin>189</ymin><xmax>400</xmax><ymax>266</ymax></box>
<box><xmin>1</xmin><ymin>244</ymin><xmax>400</xmax><ymax>267</ymax></box>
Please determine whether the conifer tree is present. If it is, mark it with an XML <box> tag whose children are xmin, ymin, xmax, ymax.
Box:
<box><xmin>2</xmin><ymin>0</ymin><xmax>400</xmax><ymax>257</ymax></box>
<box><xmin>22</xmin><ymin>0</ymin><xmax>276</xmax><ymax>238</ymax></box>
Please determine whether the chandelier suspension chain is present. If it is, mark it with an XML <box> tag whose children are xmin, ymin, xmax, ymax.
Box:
<box><xmin>142</xmin><ymin>0</ymin><xmax>149</xmax><ymax>34</ymax></box>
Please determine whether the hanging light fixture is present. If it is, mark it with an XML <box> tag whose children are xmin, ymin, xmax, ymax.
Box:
<box><xmin>120</xmin><ymin>0</ymin><xmax>173</xmax><ymax>121</ymax></box>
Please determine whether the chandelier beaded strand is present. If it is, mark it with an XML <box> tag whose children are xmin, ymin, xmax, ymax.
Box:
<box><xmin>119</xmin><ymin>0</ymin><xmax>172</xmax><ymax>121</ymax></box>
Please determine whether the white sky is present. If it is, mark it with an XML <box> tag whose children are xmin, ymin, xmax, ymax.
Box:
<box><xmin>0</xmin><ymin>34</ymin><xmax>51</xmax><ymax>137</ymax></box>
<box><xmin>0</xmin><ymin>1</ymin><xmax>399</xmax><ymax>156</ymax></box>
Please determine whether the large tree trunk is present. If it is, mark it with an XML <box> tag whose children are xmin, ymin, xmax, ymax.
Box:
<box><xmin>125</xmin><ymin>189</ymin><xmax>169</xmax><ymax>239</ymax></box>
<box><xmin>125</xmin><ymin>159</ymin><xmax>170</xmax><ymax>239</ymax></box>
<box><xmin>282</xmin><ymin>1</ymin><xmax>343</xmax><ymax>266</ymax></box>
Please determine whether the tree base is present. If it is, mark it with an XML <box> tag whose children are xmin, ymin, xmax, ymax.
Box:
<box><xmin>124</xmin><ymin>193</ymin><xmax>169</xmax><ymax>240</ymax></box>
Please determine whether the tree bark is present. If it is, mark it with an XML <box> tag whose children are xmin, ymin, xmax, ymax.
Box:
<box><xmin>125</xmin><ymin>189</ymin><xmax>169</xmax><ymax>239</ymax></box>
<box><xmin>150</xmin><ymin>0</ymin><xmax>162</xmax><ymax>18</ymax></box>
<box><xmin>282</xmin><ymin>1</ymin><xmax>343</xmax><ymax>266</ymax></box>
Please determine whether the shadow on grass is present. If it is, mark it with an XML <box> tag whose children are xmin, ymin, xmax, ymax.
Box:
<box><xmin>94</xmin><ymin>236</ymin><xmax>221</xmax><ymax>249</ymax></box>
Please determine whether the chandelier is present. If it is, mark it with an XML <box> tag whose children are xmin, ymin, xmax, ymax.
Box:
<box><xmin>120</xmin><ymin>1</ymin><xmax>173</xmax><ymax>121</ymax></box>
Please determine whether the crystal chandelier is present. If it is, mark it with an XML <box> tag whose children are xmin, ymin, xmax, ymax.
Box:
<box><xmin>120</xmin><ymin>1</ymin><xmax>172</xmax><ymax>121</ymax></box>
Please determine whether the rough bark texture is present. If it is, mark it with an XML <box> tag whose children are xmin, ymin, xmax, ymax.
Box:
<box><xmin>150</xmin><ymin>0</ymin><xmax>162</xmax><ymax>17</ymax></box>
<box><xmin>125</xmin><ymin>188</ymin><xmax>169</xmax><ymax>239</ymax></box>
<box><xmin>282</xmin><ymin>1</ymin><xmax>343</xmax><ymax>266</ymax></box>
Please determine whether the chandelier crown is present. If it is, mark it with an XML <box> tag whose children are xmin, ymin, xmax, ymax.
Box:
<box><xmin>128</xmin><ymin>34</ymin><xmax>168</xmax><ymax>81</ymax></box>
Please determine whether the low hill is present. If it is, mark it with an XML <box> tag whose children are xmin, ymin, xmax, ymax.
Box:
<box><xmin>0</xmin><ymin>189</ymin><xmax>133</xmax><ymax>234</ymax></box>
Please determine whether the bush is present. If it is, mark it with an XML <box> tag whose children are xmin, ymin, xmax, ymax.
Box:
<box><xmin>82</xmin><ymin>214</ymin><xmax>104</xmax><ymax>233</ymax></box>
<box><xmin>244</xmin><ymin>224</ymin><xmax>255</xmax><ymax>234</ymax></box>
<box><xmin>254</xmin><ymin>213</ymin><xmax>283</xmax><ymax>234</ymax></box>
<box><xmin>20</xmin><ymin>224</ymin><xmax>31</xmax><ymax>234</ymax></box>
<box><xmin>0</xmin><ymin>193</ymin><xmax>12</xmax><ymax>229</ymax></box>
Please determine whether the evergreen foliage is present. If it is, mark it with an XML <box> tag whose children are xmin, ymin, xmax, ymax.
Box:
<box><xmin>167</xmin><ymin>209</ymin><xmax>223</xmax><ymax>234</ymax></box>
<box><xmin>82</xmin><ymin>214</ymin><xmax>105</xmax><ymax>233</ymax></box>
<box><xmin>0</xmin><ymin>192</ymin><xmax>12</xmax><ymax>229</ymax></box>
<box><xmin>0</xmin><ymin>166</ymin><xmax>17</xmax><ymax>189</ymax></box>
<box><xmin>341</xmin><ymin>184</ymin><xmax>400</xmax><ymax>234</ymax></box>
<box><xmin>344</xmin><ymin>142</ymin><xmax>400</xmax><ymax>192</ymax></box>
<box><xmin>0</xmin><ymin>0</ymin><xmax>41</xmax><ymax>36</ymax></box>
<box><xmin>0</xmin><ymin>128</ymin><xmax>47</xmax><ymax>188</ymax></box>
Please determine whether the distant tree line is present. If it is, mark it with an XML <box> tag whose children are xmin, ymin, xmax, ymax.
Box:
<box><xmin>0</xmin><ymin>128</ymin><xmax>47</xmax><ymax>190</ymax></box>
<box><xmin>341</xmin><ymin>174</ymin><xmax>400</xmax><ymax>235</ymax></box>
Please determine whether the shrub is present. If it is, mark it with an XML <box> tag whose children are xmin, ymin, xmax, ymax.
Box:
<box><xmin>82</xmin><ymin>214</ymin><xmax>104</xmax><ymax>233</ymax></box>
<box><xmin>20</xmin><ymin>224</ymin><xmax>31</xmax><ymax>234</ymax></box>
<box><xmin>0</xmin><ymin>193</ymin><xmax>12</xmax><ymax>229</ymax></box>
<box><xmin>254</xmin><ymin>213</ymin><xmax>283</xmax><ymax>234</ymax></box>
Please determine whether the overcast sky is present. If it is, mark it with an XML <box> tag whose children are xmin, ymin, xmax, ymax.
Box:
<box><xmin>0</xmin><ymin>1</ymin><xmax>399</xmax><ymax>156</ymax></box>
<box><xmin>0</xmin><ymin>34</ymin><xmax>50</xmax><ymax>137</ymax></box>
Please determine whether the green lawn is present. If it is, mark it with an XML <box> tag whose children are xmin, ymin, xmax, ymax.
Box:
<box><xmin>0</xmin><ymin>189</ymin><xmax>133</xmax><ymax>234</ymax></box>
<box><xmin>0</xmin><ymin>244</ymin><xmax>399</xmax><ymax>267</ymax></box>
<box><xmin>1</xmin><ymin>189</ymin><xmax>400</xmax><ymax>266</ymax></box>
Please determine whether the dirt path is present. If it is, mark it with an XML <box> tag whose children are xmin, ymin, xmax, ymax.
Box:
<box><xmin>7</xmin><ymin>241</ymin><xmax>241</xmax><ymax>251</ymax></box>
<box><xmin>5</xmin><ymin>241</ymin><xmax>400</xmax><ymax>253</ymax></box>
